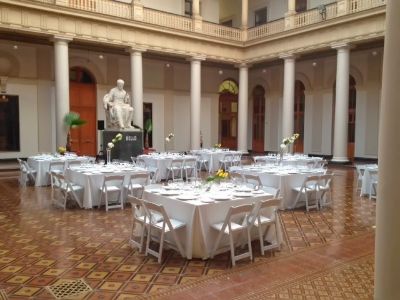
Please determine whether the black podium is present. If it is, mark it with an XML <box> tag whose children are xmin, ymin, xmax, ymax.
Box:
<box><xmin>102</xmin><ymin>130</ymin><xmax>143</xmax><ymax>161</ymax></box>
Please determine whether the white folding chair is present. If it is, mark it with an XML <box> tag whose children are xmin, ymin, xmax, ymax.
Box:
<box><xmin>65</xmin><ymin>160</ymin><xmax>82</xmax><ymax>169</ymax></box>
<box><xmin>219</xmin><ymin>153</ymin><xmax>234</xmax><ymax>170</ymax></box>
<box><xmin>143</xmin><ymin>200</ymin><xmax>186</xmax><ymax>263</ymax></box>
<box><xmin>18</xmin><ymin>159</ymin><xmax>36</xmax><ymax>186</ymax></box>
<box><xmin>166</xmin><ymin>158</ymin><xmax>184</xmax><ymax>182</ymax></box>
<box><xmin>210</xmin><ymin>204</ymin><xmax>254</xmax><ymax>267</ymax></box>
<box><xmin>136</xmin><ymin>157</ymin><xmax>146</xmax><ymax>168</ymax></box>
<box><xmin>253</xmin><ymin>198</ymin><xmax>282</xmax><ymax>255</ymax></box>
<box><xmin>318</xmin><ymin>174</ymin><xmax>334</xmax><ymax>207</ymax></box>
<box><xmin>182</xmin><ymin>158</ymin><xmax>197</xmax><ymax>181</ymax></box>
<box><xmin>230</xmin><ymin>171</ymin><xmax>245</xmax><ymax>185</ymax></box>
<box><xmin>369</xmin><ymin>169</ymin><xmax>378</xmax><ymax>200</ymax></box>
<box><xmin>292</xmin><ymin>175</ymin><xmax>320</xmax><ymax>211</ymax></box>
<box><xmin>127</xmin><ymin>196</ymin><xmax>148</xmax><ymax>252</ymax></box>
<box><xmin>253</xmin><ymin>156</ymin><xmax>267</xmax><ymax>166</ymax></box>
<box><xmin>355</xmin><ymin>164</ymin><xmax>365</xmax><ymax>192</ymax></box>
<box><xmin>98</xmin><ymin>175</ymin><xmax>125</xmax><ymax>211</ymax></box>
<box><xmin>125</xmin><ymin>172</ymin><xmax>150</xmax><ymax>198</ymax></box>
<box><xmin>48</xmin><ymin>161</ymin><xmax>65</xmax><ymax>188</ymax></box>
<box><xmin>194</xmin><ymin>153</ymin><xmax>209</xmax><ymax>173</ymax></box>
<box><xmin>314</xmin><ymin>159</ymin><xmax>328</xmax><ymax>169</ymax></box>
<box><xmin>232</xmin><ymin>153</ymin><xmax>242</xmax><ymax>167</ymax></box>
<box><xmin>51</xmin><ymin>173</ymin><xmax>83</xmax><ymax>209</ymax></box>
<box><xmin>244</xmin><ymin>174</ymin><xmax>279</xmax><ymax>197</ymax></box>
<box><xmin>130</xmin><ymin>156</ymin><xmax>137</xmax><ymax>166</ymax></box>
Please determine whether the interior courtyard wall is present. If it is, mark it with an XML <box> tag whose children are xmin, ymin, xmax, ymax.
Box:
<box><xmin>248</xmin><ymin>0</ymin><xmax>287</xmax><ymax>27</ymax></box>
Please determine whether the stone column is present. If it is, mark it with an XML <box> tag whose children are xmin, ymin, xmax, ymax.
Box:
<box><xmin>128</xmin><ymin>47</ymin><xmax>146</xmax><ymax>129</ymax></box>
<box><xmin>280</xmin><ymin>54</ymin><xmax>296</xmax><ymax>140</ymax></box>
<box><xmin>331</xmin><ymin>43</ymin><xmax>350</xmax><ymax>163</ymax></box>
<box><xmin>189</xmin><ymin>56</ymin><xmax>205</xmax><ymax>150</ymax></box>
<box><xmin>192</xmin><ymin>0</ymin><xmax>202</xmax><ymax>32</ymax></box>
<box><xmin>53</xmin><ymin>36</ymin><xmax>71</xmax><ymax>148</ymax></box>
<box><xmin>241</xmin><ymin>0</ymin><xmax>248</xmax><ymax>29</ymax></box>
<box><xmin>285</xmin><ymin>0</ymin><xmax>296</xmax><ymax>29</ymax></box>
<box><xmin>287</xmin><ymin>0</ymin><xmax>296</xmax><ymax>14</ymax></box>
<box><xmin>238</xmin><ymin>63</ymin><xmax>249</xmax><ymax>152</ymax></box>
<box><xmin>375</xmin><ymin>0</ymin><xmax>400</xmax><ymax>298</ymax></box>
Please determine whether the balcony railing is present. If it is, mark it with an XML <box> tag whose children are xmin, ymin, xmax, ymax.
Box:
<box><xmin>143</xmin><ymin>8</ymin><xmax>192</xmax><ymax>32</ymax></box>
<box><xmin>21</xmin><ymin>0</ymin><xmax>387</xmax><ymax>42</ymax></box>
<box><xmin>202</xmin><ymin>22</ymin><xmax>243</xmax><ymax>41</ymax></box>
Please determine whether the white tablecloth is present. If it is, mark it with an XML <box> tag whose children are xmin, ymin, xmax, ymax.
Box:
<box><xmin>191</xmin><ymin>149</ymin><xmax>242</xmax><ymax>172</ymax></box>
<box><xmin>143</xmin><ymin>185</ymin><xmax>280</xmax><ymax>259</ymax></box>
<box><xmin>138</xmin><ymin>154</ymin><xmax>197</xmax><ymax>182</ymax></box>
<box><xmin>65</xmin><ymin>165</ymin><xmax>148</xmax><ymax>208</ymax></box>
<box><xmin>27</xmin><ymin>155</ymin><xmax>90</xmax><ymax>187</ymax></box>
<box><xmin>230</xmin><ymin>166</ymin><xmax>325</xmax><ymax>209</ymax></box>
<box><xmin>253</xmin><ymin>155</ymin><xmax>322</xmax><ymax>167</ymax></box>
<box><xmin>361</xmin><ymin>166</ymin><xmax>378</xmax><ymax>196</ymax></box>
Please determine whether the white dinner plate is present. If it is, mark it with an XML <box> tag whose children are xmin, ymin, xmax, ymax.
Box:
<box><xmin>211</xmin><ymin>195</ymin><xmax>231</xmax><ymax>201</ymax></box>
<box><xmin>201</xmin><ymin>199</ymin><xmax>214</xmax><ymax>203</ymax></box>
<box><xmin>235</xmin><ymin>187</ymin><xmax>252</xmax><ymax>193</ymax></box>
<box><xmin>160</xmin><ymin>190</ymin><xmax>181</xmax><ymax>196</ymax></box>
<box><xmin>252</xmin><ymin>190</ymin><xmax>265</xmax><ymax>194</ymax></box>
<box><xmin>176</xmin><ymin>194</ymin><xmax>197</xmax><ymax>200</ymax></box>
<box><xmin>233</xmin><ymin>192</ymin><xmax>252</xmax><ymax>197</ymax></box>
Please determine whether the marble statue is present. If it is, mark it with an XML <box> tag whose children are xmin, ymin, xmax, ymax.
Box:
<box><xmin>103</xmin><ymin>79</ymin><xmax>134</xmax><ymax>129</ymax></box>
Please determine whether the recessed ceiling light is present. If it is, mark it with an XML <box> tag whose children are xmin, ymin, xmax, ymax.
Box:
<box><xmin>165</xmin><ymin>63</ymin><xmax>171</xmax><ymax>68</ymax></box>
<box><xmin>13</xmin><ymin>45</ymin><xmax>18</xmax><ymax>50</ymax></box>
<box><xmin>218</xmin><ymin>69</ymin><xmax>223</xmax><ymax>75</ymax></box>
<box><xmin>98</xmin><ymin>54</ymin><xmax>104</xmax><ymax>59</ymax></box>
<box><xmin>262</xmin><ymin>69</ymin><xmax>266</xmax><ymax>73</ymax></box>
<box><xmin>372</xmin><ymin>51</ymin><xmax>378</xmax><ymax>56</ymax></box>
<box><xmin>312</xmin><ymin>62</ymin><xmax>317</xmax><ymax>67</ymax></box>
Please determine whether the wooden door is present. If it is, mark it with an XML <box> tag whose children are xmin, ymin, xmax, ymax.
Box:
<box><xmin>69</xmin><ymin>82</ymin><xmax>97</xmax><ymax>156</ymax></box>
<box><xmin>219</xmin><ymin>93</ymin><xmax>238</xmax><ymax>149</ymax></box>
<box><xmin>293</xmin><ymin>80</ymin><xmax>305</xmax><ymax>153</ymax></box>
<box><xmin>252</xmin><ymin>85</ymin><xmax>265</xmax><ymax>153</ymax></box>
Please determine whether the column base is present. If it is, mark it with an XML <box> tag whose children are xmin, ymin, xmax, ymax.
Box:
<box><xmin>331</xmin><ymin>156</ymin><xmax>349</xmax><ymax>164</ymax></box>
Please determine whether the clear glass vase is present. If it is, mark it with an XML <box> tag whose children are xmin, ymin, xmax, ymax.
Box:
<box><xmin>106</xmin><ymin>149</ymin><xmax>111</xmax><ymax>165</ymax></box>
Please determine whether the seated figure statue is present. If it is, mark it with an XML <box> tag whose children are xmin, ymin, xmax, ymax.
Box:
<box><xmin>103</xmin><ymin>79</ymin><xmax>134</xmax><ymax>129</ymax></box>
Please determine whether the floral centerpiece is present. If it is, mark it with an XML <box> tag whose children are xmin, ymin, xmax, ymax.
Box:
<box><xmin>164</xmin><ymin>133</ymin><xmax>174</xmax><ymax>151</ymax></box>
<box><xmin>106</xmin><ymin>133</ymin><xmax>123</xmax><ymax>164</ymax></box>
<box><xmin>213</xmin><ymin>143</ymin><xmax>222</xmax><ymax>149</ymax></box>
<box><xmin>206</xmin><ymin>169</ymin><xmax>229</xmax><ymax>184</ymax></box>
<box><xmin>279</xmin><ymin>133</ymin><xmax>300</xmax><ymax>164</ymax></box>
<box><xmin>57</xmin><ymin>146</ymin><xmax>66</xmax><ymax>155</ymax></box>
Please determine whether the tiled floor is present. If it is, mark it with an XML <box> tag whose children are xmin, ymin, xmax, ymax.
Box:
<box><xmin>0</xmin><ymin>167</ymin><xmax>376</xmax><ymax>299</ymax></box>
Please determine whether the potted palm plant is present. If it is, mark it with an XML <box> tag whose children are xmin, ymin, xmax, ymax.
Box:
<box><xmin>63</xmin><ymin>112</ymin><xmax>87</xmax><ymax>152</ymax></box>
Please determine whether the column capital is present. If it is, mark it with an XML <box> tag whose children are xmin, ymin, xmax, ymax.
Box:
<box><xmin>235</xmin><ymin>62</ymin><xmax>251</xmax><ymax>69</ymax></box>
<box><xmin>126</xmin><ymin>45</ymin><xmax>147</xmax><ymax>54</ymax></box>
<box><xmin>186</xmin><ymin>55</ymin><xmax>206</xmax><ymax>62</ymax></box>
<box><xmin>331</xmin><ymin>42</ymin><xmax>351</xmax><ymax>50</ymax></box>
<box><xmin>279</xmin><ymin>53</ymin><xmax>296</xmax><ymax>60</ymax></box>
<box><xmin>51</xmin><ymin>35</ymin><xmax>73</xmax><ymax>43</ymax></box>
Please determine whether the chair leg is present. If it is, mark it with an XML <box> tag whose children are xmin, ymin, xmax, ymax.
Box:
<box><xmin>229</xmin><ymin>232</ymin><xmax>236</xmax><ymax>267</ymax></box>
<box><xmin>158</xmin><ymin>230</ymin><xmax>165</xmax><ymax>264</ymax></box>
<box><xmin>145</xmin><ymin>225</ymin><xmax>151</xmax><ymax>257</ymax></box>
<box><xmin>258</xmin><ymin>225</ymin><xmax>264</xmax><ymax>255</ymax></box>
<box><xmin>247</xmin><ymin>227</ymin><xmax>253</xmax><ymax>261</ymax></box>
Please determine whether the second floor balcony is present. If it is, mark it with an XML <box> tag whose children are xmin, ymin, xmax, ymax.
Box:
<box><xmin>15</xmin><ymin>0</ymin><xmax>386</xmax><ymax>43</ymax></box>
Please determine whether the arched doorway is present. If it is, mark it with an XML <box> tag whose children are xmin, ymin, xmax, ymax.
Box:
<box><xmin>293</xmin><ymin>80</ymin><xmax>305</xmax><ymax>153</ymax></box>
<box><xmin>218</xmin><ymin>79</ymin><xmax>238</xmax><ymax>149</ymax></box>
<box><xmin>332</xmin><ymin>75</ymin><xmax>357</xmax><ymax>160</ymax></box>
<box><xmin>69</xmin><ymin>67</ymin><xmax>97</xmax><ymax>156</ymax></box>
<box><xmin>252</xmin><ymin>85</ymin><xmax>265</xmax><ymax>153</ymax></box>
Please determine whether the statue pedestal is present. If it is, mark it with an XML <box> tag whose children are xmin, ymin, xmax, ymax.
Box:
<box><xmin>102</xmin><ymin>130</ymin><xmax>143</xmax><ymax>162</ymax></box>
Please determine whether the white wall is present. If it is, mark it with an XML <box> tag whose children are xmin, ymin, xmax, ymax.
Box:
<box><xmin>248</xmin><ymin>0</ymin><xmax>287</xmax><ymax>27</ymax></box>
